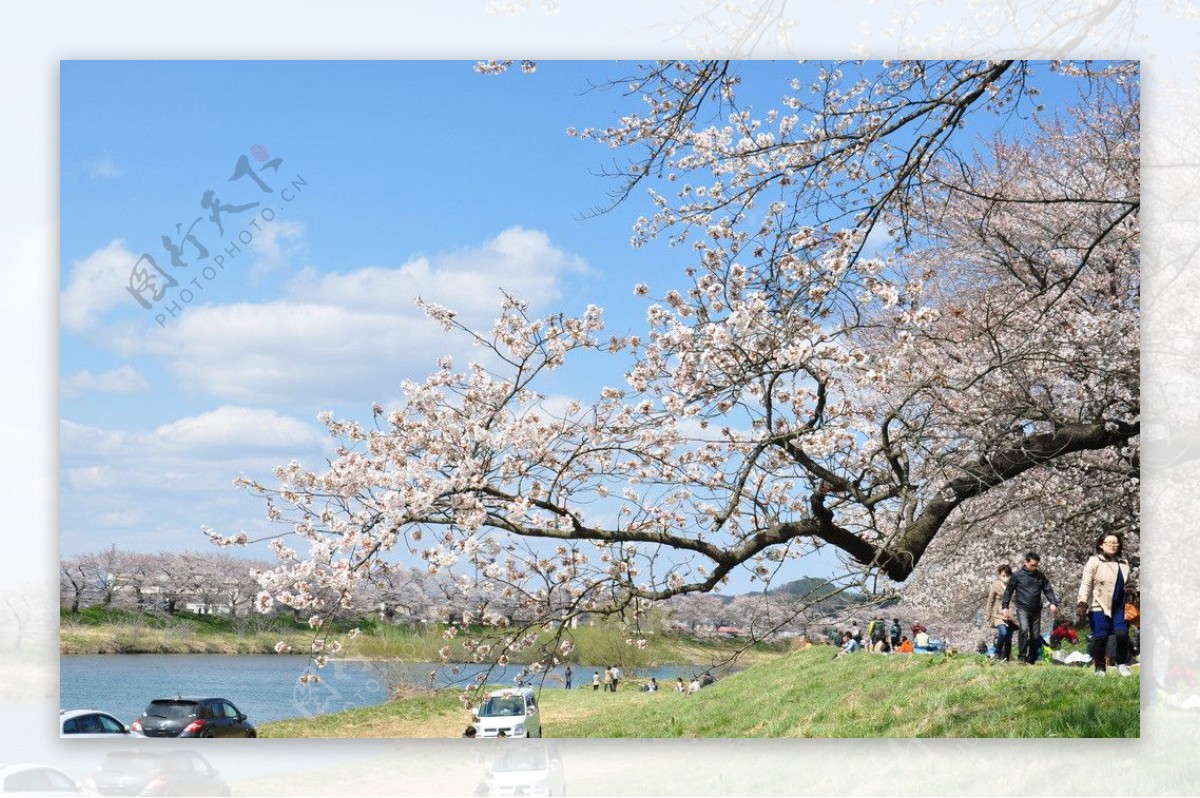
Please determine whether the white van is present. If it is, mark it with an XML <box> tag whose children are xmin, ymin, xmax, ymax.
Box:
<box><xmin>472</xmin><ymin>687</ymin><xmax>542</xmax><ymax>738</ymax></box>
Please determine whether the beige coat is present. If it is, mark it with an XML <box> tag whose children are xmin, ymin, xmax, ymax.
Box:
<box><xmin>984</xmin><ymin>577</ymin><xmax>1010</xmax><ymax>627</ymax></box>
<box><xmin>1077</xmin><ymin>554</ymin><xmax>1132</xmax><ymax>617</ymax></box>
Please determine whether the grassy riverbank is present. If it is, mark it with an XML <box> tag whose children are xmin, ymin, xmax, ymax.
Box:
<box><xmin>59</xmin><ymin>608</ymin><xmax>323</xmax><ymax>655</ymax></box>
<box><xmin>257</xmin><ymin>647</ymin><xmax>1139</xmax><ymax>738</ymax></box>
<box><xmin>59</xmin><ymin>609</ymin><xmax>786</xmax><ymax>667</ymax></box>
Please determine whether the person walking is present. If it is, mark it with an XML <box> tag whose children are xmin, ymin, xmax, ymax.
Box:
<box><xmin>1076</xmin><ymin>532</ymin><xmax>1135</xmax><ymax>677</ymax></box>
<box><xmin>602</xmin><ymin>666</ymin><xmax>613</xmax><ymax>692</ymax></box>
<box><xmin>1002</xmin><ymin>551</ymin><xmax>1059</xmax><ymax>664</ymax></box>
<box><xmin>564</xmin><ymin>665</ymin><xmax>573</xmax><ymax>690</ymax></box>
<box><xmin>985</xmin><ymin>564</ymin><xmax>1016</xmax><ymax>661</ymax></box>
<box><xmin>592</xmin><ymin>671</ymin><xmax>601</xmax><ymax>691</ymax></box>
<box><xmin>610</xmin><ymin>664</ymin><xmax>622</xmax><ymax>692</ymax></box>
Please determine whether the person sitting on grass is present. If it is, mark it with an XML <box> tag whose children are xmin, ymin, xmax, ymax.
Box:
<box><xmin>898</xmin><ymin>635</ymin><xmax>914</xmax><ymax>654</ymax></box>
<box><xmin>835</xmin><ymin>631</ymin><xmax>862</xmax><ymax>658</ymax></box>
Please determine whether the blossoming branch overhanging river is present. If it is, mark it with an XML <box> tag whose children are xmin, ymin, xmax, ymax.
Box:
<box><xmin>60</xmin><ymin>655</ymin><xmax>716</xmax><ymax>725</ymax></box>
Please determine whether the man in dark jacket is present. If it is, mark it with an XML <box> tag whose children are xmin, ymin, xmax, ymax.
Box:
<box><xmin>1002</xmin><ymin>552</ymin><xmax>1059</xmax><ymax>664</ymax></box>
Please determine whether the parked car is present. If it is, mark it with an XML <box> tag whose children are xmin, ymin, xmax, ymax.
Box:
<box><xmin>130</xmin><ymin>698</ymin><xmax>256</xmax><ymax>738</ymax></box>
<box><xmin>60</xmin><ymin>709</ymin><xmax>143</xmax><ymax>739</ymax></box>
<box><xmin>83</xmin><ymin>751</ymin><xmax>229</xmax><ymax>797</ymax></box>
<box><xmin>472</xmin><ymin>687</ymin><xmax>542</xmax><ymax>738</ymax></box>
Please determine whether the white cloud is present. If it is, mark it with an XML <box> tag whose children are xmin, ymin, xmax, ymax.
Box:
<box><xmin>285</xmin><ymin>226</ymin><xmax>587</xmax><ymax>318</ymax></box>
<box><xmin>60</xmin><ymin>419</ymin><xmax>128</xmax><ymax>455</ymax></box>
<box><xmin>61</xmin><ymin>364</ymin><xmax>151</xmax><ymax>400</ymax></box>
<box><xmin>84</xmin><ymin>153</ymin><xmax>122</xmax><ymax>179</ymax></box>
<box><xmin>124</xmin><ymin>227</ymin><xmax>591</xmax><ymax>406</ymax></box>
<box><xmin>60</xmin><ymin>239</ymin><xmax>139</xmax><ymax>331</ymax></box>
<box><xmin>65</xmin><ymin>465</ymin><xmax>115</xmax><ymax>491</ymax></box>
<box><xmin>100</xmin><ymin>510</ymin><xmax>142</xmax><ymax>527</ymax></box>
<box><xmin>60</xmin><ymin>408</ymin><xmax>330</xmax><ymax>553</ymax></box>
<box><xmin>248</xmin><ymin>219</ymin><xmax>306</xmax><ymax>281</ymax></box>
<box><xmin>153</xmin><ymin>405</ymin><xmax>324</xmax><ymax>452</ymax></box>
<box><xmin>63</xmin><ymin>406</ymin><xmax>323</xmax><ymax>460</ymax></box>
<box><xmin>137</xmin><ymin>300</ymin><xmax>425</xmax><ymax>405</ymax></box>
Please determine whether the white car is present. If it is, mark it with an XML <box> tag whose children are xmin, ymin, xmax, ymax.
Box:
<box><xmin>60</xmin><ymin>709</ymin><xmax>142</xmax><ymax>739</ymax></box>
<box><xmin>472</xmin><ymin>687</ymin><xmax>542</xmax><ymax>738</ymax></box>
<box><xmin>0</xmin><ymin>764</ymin><xmax>89</xmax><ymax>794</ymax></box>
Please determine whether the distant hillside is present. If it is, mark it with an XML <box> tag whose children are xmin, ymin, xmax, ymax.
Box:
<box><xmin>752</xmin><ymin>576</ymin><xmax>879</xmax><ymax>607</ymax></box>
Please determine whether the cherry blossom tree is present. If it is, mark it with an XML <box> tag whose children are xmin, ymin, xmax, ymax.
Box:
<box><xmin>115</xmin><ymin>551</ymin><xmax>162</xmax><ymax>612</ymax></box>
<box><xmin>880</xmin><ymin>66</ymin><xmax>1139</xmax><ymax>640</ymax></box>
<box><xmin>219</xmin><ymin>60</ymin><xmax>1138</xmax><ymax>686</ymax></box>
<box><xmin>60</xmin><ymin>557</ymin><xmax>95</xmax><ymax>614</ymax></box>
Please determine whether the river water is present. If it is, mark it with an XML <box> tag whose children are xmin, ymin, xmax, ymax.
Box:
<box><xmin>59</xmin><ymin>655</ymin><xmax>711</xmax><ymax>726</ymax></box>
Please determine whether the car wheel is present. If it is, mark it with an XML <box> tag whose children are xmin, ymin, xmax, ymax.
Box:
<box><xmin>246</xmin><ymin>729</ymin><xmax>257</xmax><ymax>738</ymax></box>
<box><xmin>199</xmin><ymin>730</ymin><xmax>216</xmax><ymax>739</ymax></box>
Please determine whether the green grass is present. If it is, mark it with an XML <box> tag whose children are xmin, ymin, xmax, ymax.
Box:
<box><xmin>59</xmin><ymin>608</ymin><xmax>323</xmax><ymax>654</ymax></box>
<box><xmin>254</xmin><ymin>647</ymin><xmax>1139</xmax><ymax>738</ymax></box>
<box><xmin>539</xmin><ymin>647</ymin><xmax>1139</xmax><ymax>737</ymax></box>
<box><xmin>258</xmin><ymin>691</ymin><xmax>466</xmax><ymax>738</ymax></box>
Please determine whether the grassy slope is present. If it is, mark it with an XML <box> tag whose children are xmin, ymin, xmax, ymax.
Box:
<box><xmin>257</xmin><ymin>647</ymin><xmax>1139</xmax><ymax>738</ymax></box>
<box><xmin>543</xmin><ymin>647</ymin><xmax>1139</xmax><ymax>737</ymax></box>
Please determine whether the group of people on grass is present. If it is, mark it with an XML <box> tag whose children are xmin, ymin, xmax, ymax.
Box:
<box><xmin>828</xmin><ymin>532</ymin><xmax>1138</xmax><ymax>678</ymax></box>
<box><xmin>831</xmin><ymin>617</ymin><xmax>936</xmax><ymax>658</ymax></box>
<box><xmin>571</xmin><ymin>666</ymin><xmax>712</xmax><ymax>694</ymax></box>
<box><xmin>983</xmin><ymin>532</ymin><xmax>1137</xmax><ymax>677</ymax></box>
<box><xmin>588</xmin><ymin>665</ymin><xmax>623</xmax><ymax>691</ymax></box>
<box><xmin>674</xmin><ymin>672</ymin><xmax>715</xmax><ymax>693</ymax></box>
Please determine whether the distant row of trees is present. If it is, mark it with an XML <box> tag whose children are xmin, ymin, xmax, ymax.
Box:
<box><xmin>60</xmin><ymin>547</ymin><xmax>270</xmax><ymax>617</ymax></box>
<box><xmin>60</xmin><ymin>547</ymin><xmax>866</xmax><ymax>639</ymax></box>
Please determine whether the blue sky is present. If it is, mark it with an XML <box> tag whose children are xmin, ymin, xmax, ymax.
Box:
<box><xmin>59</xmin><ymin>60</ymin><xmax>1078</xmax><ymax>591</ymax></box>
<box><xmin>60</xmin><ymin>60</ymin><xmax>701</xmax><ymax>570</ymax></box>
